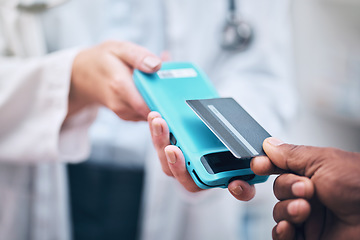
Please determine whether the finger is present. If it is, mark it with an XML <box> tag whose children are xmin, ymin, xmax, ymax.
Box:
<box><xmin>118</xmin><ymin>79</ymin><xmax>150</xmax><ymax>119</ymax></box>
<box><xmin>303</xmin><ymin>197</ymin><xmax>326</xmax><ymax>240</ymax></box>
<box><xmin>108</xmin><ymin>41</ymin><xmax>162</xmax><ymax>73</ymax></box>
<box><xmin>262</xmin><ymin>137</ymin><xmax>329</xmax><ymax>177</ymax></box>
<box><xmin>228</xmin><ymin>180</ymin><xmax>256</xmax><ymax>201</ymax></box>
<box><xmin>148</xmin><ymin>112</ymin><xmax>173</xmax><ymax>177</ymax></box>
<box><xmin>273</xmin><ymin>174</ymin><xmax>314</xmax><ymax>200</ymax></box>
<box><xmin>250</xmin><ymin>156</ymin><xmax>285</xmax><ymax>175</ymax></box>
<box><xmin>107</xmin><ymin>61</ymin><xmax>150</xmax><ymax>119</ymax></box>
<box><xmin>272</xmin><ymin>220</ymin><xmax>296</xmax><ymax>240</ymax></box>
<box><xmin>273</xmin><ymin>199</ymin><xmax>311</xmax><ymax>224</ymax></box>
<box><xmin>165</xmin><ymin>145</ymin><xmax>203</xmax><ymax>192</ymax></box>
<box><xmin>116</xmin><ymin>108</ymin><xmax>147</xmax><ymax>121</ymax></box>
<box><xmin>148</xmin><ymin>111</ymin><xmax>162</xmax><ymax>122</ymax></box>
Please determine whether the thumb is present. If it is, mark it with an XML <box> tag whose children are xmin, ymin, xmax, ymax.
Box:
<box><xmin>263</xmin><ymin>137</ymin><xmax>325</xmax><ymax>177</ymax></box>
<box><xmin>109</xmin><ymin>41</ymin><xmax>162</xmax><ymax>73</ymax></box>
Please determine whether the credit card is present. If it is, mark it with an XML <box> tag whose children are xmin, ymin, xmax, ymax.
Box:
<box><xmin>186</xmin><ymin>98</ymin><xmax>271</xmax><ymax>159</ymax></box>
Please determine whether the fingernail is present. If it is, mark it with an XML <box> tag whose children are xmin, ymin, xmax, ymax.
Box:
<box><xmin>292</xmin><ymin>181</ymin><xmax>306</xmax><ymax>197</ymax></box>
<box><xmin>143</xmin><ymin>56</ymin><xmax>161</xmax><ymax>70</ymax></box>
<box><xmin>165</xmin><ymin>149</ymin><xmax>177</xmax><ymax>164</ymax></box>
<box><xmin>276</xmin><ymin>221</ymin><xmax>285</xmax><ymax>235</ymax></box>
<box><xmin>250</xmin><ymin>156</ymin><xmax>265</xmax><ymax>169</ymax></box>
<box><xmin>288</xmin><ymin>200</ymin><xmax>299</xmax><ymax>216</ymax></box>
<box><xmin>267</xmin><ymin>137</ymin><xmax>284</xmax><ymax>146</ymax></box>
<box><xmin>275</xmin><ymin>225</ymin><xmax>281</xmax><ymax>235</ymax></box>
<box><xmin>230</xmin><ymin>185</ymin><xmax>243</xmax><ymax>197</ymax></box>
<box><xmin>152</xmin><ymin>121</ymin><xmax>163</xmax><ymax>137</ymax></box>
<box><xmin>148</xmin><ymin>115</ymin><xmax>158</xmax><ymax>123</ymax></box>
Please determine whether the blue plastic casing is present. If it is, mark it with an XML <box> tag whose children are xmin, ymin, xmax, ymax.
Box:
<box><xmin>133</xmin><ymin>62</ymin><xmax>268</xmax><ymax>189</ymax></box>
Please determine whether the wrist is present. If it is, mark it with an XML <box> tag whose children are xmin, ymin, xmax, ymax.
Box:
<box><xmin>67</xmin><ymin>51</ymin><xmax>94</xmax><ymax>117</ymax></box>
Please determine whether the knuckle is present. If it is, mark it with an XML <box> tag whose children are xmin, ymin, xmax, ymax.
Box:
<box><xmin>324</xmin><ymin>147</ymin><xmax>340</xmax><ymax>160</ymax></box>
<box><xmin>100</xmin><ymin>40</ymin><xmax>117</xmax><ymax>49</ymax></box>
<box><xmin>287</xmin><ymin>144</ymin><xmax>305</xmax><ymax>159</ymax></box>
<box><xmin>286</xmin><ymin>145</ymin><xmax>310</xmax><ymax>173</ymax></box>
<box><xmin>109</xmin><ymin>77</ymin><xmax>125</xmax><ymax>94</ymax></box>
<box><xmin>132</xmin><ymin>101</ymin><xmax>146</xmax><ymax>114</ymax></box>
<box><xmin>121</xmin><ymin>41</ymin><xmax>136</xmax><ymax>54</ymax></box>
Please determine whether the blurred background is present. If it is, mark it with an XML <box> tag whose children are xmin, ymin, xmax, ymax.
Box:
<box><xmin>287</xmin><ymin>0</ymin><xmax>360</xmax><ymax>151</ymax></box>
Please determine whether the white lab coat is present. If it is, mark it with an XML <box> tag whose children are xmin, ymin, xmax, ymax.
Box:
<box><xmin>87</xmin><ymin>0</ymin><xmax>296</xmax><ymax>240</ymax></box>
<box><xmin>140</xmin><ymin>1</ymin><xmax>296</xmax><ymax>240</ymax></box>
<box><xmin>0</xmin><ymin>0</ymin><xmax>296</xmax><ymax>240</ymax></box>
<box><xmin>0</xmin><ymin>0</ymin><xmax>97</xmax><ymax>239</ymax></box>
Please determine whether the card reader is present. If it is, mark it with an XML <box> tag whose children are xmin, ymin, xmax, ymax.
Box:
<box><xmin>133</xmin><ymin>62</ymin><xmax>269</xmax><ymax>189</ymax></box>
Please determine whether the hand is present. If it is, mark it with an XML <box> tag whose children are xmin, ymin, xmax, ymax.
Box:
<box><xmin>147</xmin><ymin>111</ymin><xmax>256</xmax><ymax>200</ymax></box>
<box><xmin>69</xmin><ymin>41</ymin><xmax>161</xmax><ymax>121</ymax></box>
<box><xmin>251</xmin><ymin>137</ymin><xmax>360</xmax><ymax>240</ymax></box>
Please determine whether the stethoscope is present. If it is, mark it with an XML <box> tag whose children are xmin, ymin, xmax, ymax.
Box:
<box><xmin>220</xmin><ymin>0</ymin><xmax>253</xmax><ymax>51</ymax></box>
<box><xmin>15</xmin><ymin>0</ymin><xmax>69</xmax><ymax>12</ymax></box>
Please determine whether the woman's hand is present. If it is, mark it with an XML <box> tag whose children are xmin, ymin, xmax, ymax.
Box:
<box><xmin>69</xmin><ymin>41</ymin><xmax>161</xmax><ymax>121</ymax></box>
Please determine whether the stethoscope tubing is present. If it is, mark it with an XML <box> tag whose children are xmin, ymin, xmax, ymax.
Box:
<box><xmin>0</xmin><ymin>0</ymin><xmax>70</xmax><ymax>12</ymax></box>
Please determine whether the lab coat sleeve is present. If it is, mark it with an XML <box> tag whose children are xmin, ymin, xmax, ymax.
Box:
<box><xmin>0</xmin><ymin>48</ymin><xmax>98</xmax><ymax>163</ymax></box>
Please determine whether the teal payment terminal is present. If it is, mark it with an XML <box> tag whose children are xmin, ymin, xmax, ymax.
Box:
<box><xmin>133</xmin><ymin>62</ymin><xmax>269</xmax><ymax>189</ymax></box>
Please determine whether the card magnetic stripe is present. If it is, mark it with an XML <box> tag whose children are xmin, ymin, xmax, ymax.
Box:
<box><xmin>187</xmin><ymin>99</ymin><xmax>256</xmax><ymax>158</ymax></box>
<box><xmin>207</xmin><ymin>104</ymin><xmax>259</xmax><ymax>156</ymax></box>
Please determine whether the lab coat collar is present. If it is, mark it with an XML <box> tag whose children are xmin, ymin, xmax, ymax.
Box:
<box><xmin>0</xmin><ymin>0</ymin><xmax>47</xmax><ymax>56</ymax></box>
